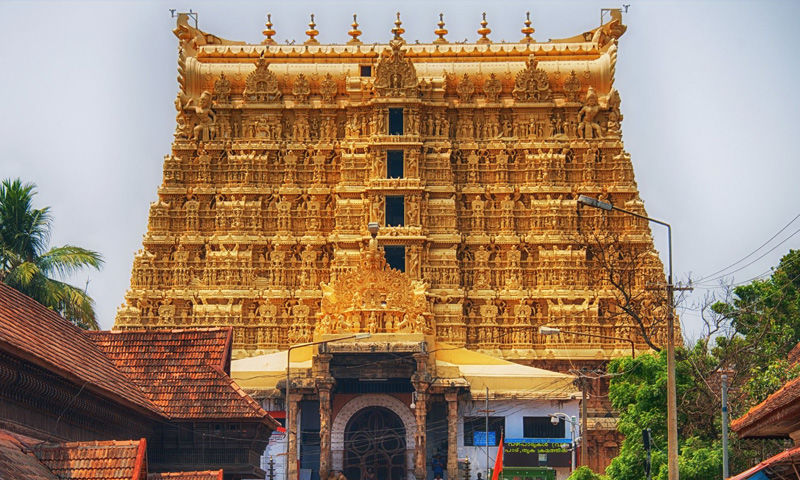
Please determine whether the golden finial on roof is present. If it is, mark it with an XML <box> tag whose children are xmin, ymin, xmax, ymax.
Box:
<box><xmin>477</xmin><ymin>12</ymin><xmax>492</xmax><ymax>44</ymax></box>
<box><xmin>348</xmin><ymin>14</ymin><xmax>362</xmax><ymax>45</ymax></box>
<box><xmin>391</xmin><ymin>12</ymin><xmax>405</xmax><ymax>42</ymax></box>
<box><xmin>521</xmin><ymin>11</ymin><xmax>535</xmax><ymax>43</ymax></box>
<box><xmin>304</xmin><ymin>13</ymin><xmax>320</xmax><ymax>45</ymax></box>
<box><xmin>261</xmin><ymin>13</ymin><xmax>277</xmax><ymax>45</ymax></box>
<box><xmin>434</xmin><ymin>13</ymin><xmax>449</xmax><ymax>44</ymax></box>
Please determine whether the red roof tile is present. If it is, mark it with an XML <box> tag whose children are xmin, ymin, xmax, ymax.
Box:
<box><xmin>0</xmin><ymin>284</ymin><xmax>159</xmax><ymax>416</ymax></box>
<box><xmin>31</xmin><ymin>438</ymin><xmax>146</xmax><ymax>480</ymax></box>
<box><xmin>788</xmin><ymin>342</ymin><xmax>800</xmax><ymax>365</ymax></box>
<box><xmin>731</xmin><ymin>372</ymin><xmax>800</xmax><ymax>436</ymax></box>
<box><xmin>88</xmin><ymin>329</ymin><xmax>273</xmax><ymax>422</ymax></box>
<box><xmin>728</xmin><ymin>444</ymin><xmax>800</xmax><ymax>480</ymax></box>
<box><xmin>0</xmin><ymin>430</ymin><xmax>57</xmax><ymax>480</ymax></box>
<box><xmin>147</xmin><ymin>471</ymin><xmax>223</xmax><ymax>480</ymax></box>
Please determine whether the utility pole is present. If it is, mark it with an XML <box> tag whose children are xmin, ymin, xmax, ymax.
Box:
<box><xmin>722</xmin><ymin>374</ymin><xmax>729</xmax><ymax>479</ymax></box>
<box><xmin>476</xmin><ymin>387</ymin><xmax>495</xmax><ymax>480</ymax></box>
<box><xmin>581</xmin><ymin>377</ymin><xmax>588</xmax><ymax>467</ymax></box>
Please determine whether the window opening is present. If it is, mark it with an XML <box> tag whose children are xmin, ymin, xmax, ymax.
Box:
<box><xmin>463</xmin><ymin>416</ymin><xmax>505</xmax><ymax>446</ymax></box>
<box><xmin>385</xmin><ymin>196</ymin><xmax>405</xmax><ymax>226</ymax></box>
<box><xmin>523</xmin><ymin>416</ymin><xmax>566</xmax><ymax>438</ymax></box>
<box><xmin>360</xmin><ymin>65</ymin><xmax>372</xmax><ymax>77</ymax></box>
<box><xmin>387</xmin><ymin>150</ymin><xmax>404</xmax><ymax>178</ymax></box>
<box><xmin>383</xmin><ymin>246</ymin><xmax>406</xmax><ymax>272</ymax></box>
<box><xmin>389</xmin><ymin>108</ymin><xmax>404</xmax><ymax>135</ymax></box>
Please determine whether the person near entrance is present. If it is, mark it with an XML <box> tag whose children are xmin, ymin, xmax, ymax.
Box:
<box><xmin>432</xmin><ymin>454</ymin><xmax>445</xmax><ymax>479</ymax></box>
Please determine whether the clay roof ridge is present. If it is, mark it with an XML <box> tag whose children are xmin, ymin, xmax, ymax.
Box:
<box><xmin>0</xmin><ymin>285</ymin><xmax>163</xmax><ymax>418</ymax></box>
<box><xmin>731</xmin><ymin>372</ymin><xmax>800</xmax><ymax>434</ymax></box>
<box><xmin>105</xmin><ymin>327</ymin><xmax>230</xmax><ymax>334</ymax></box>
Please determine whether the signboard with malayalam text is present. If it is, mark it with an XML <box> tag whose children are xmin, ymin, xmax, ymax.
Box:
<box><xmin>503</xmin><ymin>438</ymin><xmax>572</xmax><ymax>468</ymax></box>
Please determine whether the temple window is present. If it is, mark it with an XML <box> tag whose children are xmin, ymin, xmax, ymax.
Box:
<box><xmin>384</xmin><ymin>245</ymin><xmax>406</xmax><ymax>272</ymax></box>
<box><xmin>523</xmin><ymin>416</ymin><xmax>567</xmax><ymax>438</ymax></box>
<box><xmin>463</xmin><ymin>416</ymin><xmax>505</xmax><ymax>446</ymax></box>
<box><xmin>385</xmin><ymin>196</ymin><xmax>404</xmax><ymax>226</ymax></box>
<box><xmin>360</xmin><ymin>65</ymin><xmax>372</xmax><ymax>77</ymax></box>
<box><xmin>388</xmin><ymin>108</ymin><xmax>404</xmax><ymax>135</ymax></box>
<box><xmin>387</xmin><ymin>150</ymin><xmax>404</xmax><ymax>178</ymax></box>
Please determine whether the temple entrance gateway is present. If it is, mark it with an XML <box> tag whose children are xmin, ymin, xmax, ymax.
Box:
<box><xmin>344</xmin><ymin>407</ymin><xmax>406</xmax><ymax>480</ymax></box>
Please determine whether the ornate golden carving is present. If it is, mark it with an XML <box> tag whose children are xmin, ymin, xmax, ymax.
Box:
<box><xmin>292</xmin><ymin>74</ymin><xmax>311</xmax><ymax>103</ymax></box>
<box><xmin>512</xmin><ymin>56</ymin><xmax>552</xmax><ymax>102</ymax></box>
<box><xmin>563</xmin><ymin>71</ymin><xmax>581</xmax><ymax>102</ymax></box>
<box><xmin>213</xmin><ymin>73</ymin><xmax>231</xmax><ymax>103</ymax></box>
<box><xmin>316</xmin><ymin>239</ymin><xmax>432</xmax><ymax>336</ymax></box>
<box><xmin>320</xmin><ymin>74</ymin><xmax>338</xmax><ymax>103</ymax></box>
<box><xmin>457</xmin><ymin>74</ymin><xmax>475</xmax><ymax>103</ymax></box>
<box><xmin>245</xmin><ymin>56</ymin><xmax>282</xmax><ymax>103</ymax></box>
<box><xmin>483</xmin><ymin>74</ymin><xmax>502</xmax><ymax>103</ymax></box>
<box><xmin>374</xmin><ymin>40</ymin><xmax>418</xmax><ymax>97</ymax></box>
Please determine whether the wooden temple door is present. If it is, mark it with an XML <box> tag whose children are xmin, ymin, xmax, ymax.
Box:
<box><xmin>344</xmin><ymin>407</ymin><xmax>406</xmax><ymax>480</ymax></box>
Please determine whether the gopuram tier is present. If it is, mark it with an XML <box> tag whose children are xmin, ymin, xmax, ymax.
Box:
<box><xmin>115</xmin><ymin>11</ymin><xmax>676</xmax><ymax>365</ymax></box>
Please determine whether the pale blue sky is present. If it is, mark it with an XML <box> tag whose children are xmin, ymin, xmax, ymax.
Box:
<box><xmin>1</xmin><ymin>0</ymin><xmax>799</xmax><ymax>342</ymax></box>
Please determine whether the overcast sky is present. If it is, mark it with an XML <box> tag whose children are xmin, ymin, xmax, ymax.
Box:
<box><xmin>1</xmin><ymin>0</ymin><xmax>798</xmax><ymax>342</ymax></box>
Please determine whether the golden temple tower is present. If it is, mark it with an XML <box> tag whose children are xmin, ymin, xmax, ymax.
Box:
<box><xmin>116</xmin><ymin>10</ymin><xmax>670</xmax><ymax>370</ymax></box>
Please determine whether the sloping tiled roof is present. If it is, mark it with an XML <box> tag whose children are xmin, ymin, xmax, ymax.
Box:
<box><xmin>31</xmin><ymin>438</ymin><xmax>146</xmax><ymax>480</ymax></box>
<box><xmin>788</xmin><ymin>342</ymin><xmax>800</xmax><ymax>365</ymax></box>
<box><xmin>88</xmin><ymin>329</ymin><xmax>273</xmax><ymax>422</ymax></box>
<box><xmin>731</xmin><ymin>372</ymin><xmax>800</xmax><ymax>437</ymax></box>
<box><xmin>0</xmin><ymin>430</ymin><xmax>57</xmax><ymax>480</ymax></box>
<box><xmin>728</xmin><ymin>444</ymin><xmax>800</xmax><ymax>480</ymax></box>
<box><xmin>147</xmin><ymin>471</ymin><xmax>223</xmax><ymax>480</ymax></box>
<box><xmin>0</xmin><ymin>284</ymin><xmax>159</xmax><ymax>415</ymax></box>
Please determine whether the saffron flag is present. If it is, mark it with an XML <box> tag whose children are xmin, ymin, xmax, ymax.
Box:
<box><xmin>491</xmin><ymin>434</ymin><xmax>504</xmax><ymax>480</ymax></box>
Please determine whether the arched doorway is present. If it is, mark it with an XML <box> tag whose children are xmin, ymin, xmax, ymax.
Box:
<box><xmin>344</xmin><ymin>406</ymin><xmax>406</xmax><ymax>480</ymax></box>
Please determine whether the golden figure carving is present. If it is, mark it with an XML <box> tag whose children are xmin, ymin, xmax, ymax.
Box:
<box><xmin>512</xmin><ymin>56</ymin><xmax>552</xmax><ymax>102</ymax></box>
<box><xmin>245</xmin><ymin>56</ymin><xmax>282</xmax><ymax>103</ymax></box>
<box><xmin>374</xmin><ymin>40</ymin><xmax>418</xmax><ymax>97</ymax></box>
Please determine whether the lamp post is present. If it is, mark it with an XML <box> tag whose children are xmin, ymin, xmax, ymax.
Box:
<box><xmin>285</xmin><ymin>332</ymin><xmax>371</xmax><ymax>480</ymax></box>
<box><xmin>577</xmin><ymin>194</ymin><xmax>678</xmax><ymax>480</ymax></box>
<box><xmin>549</xmin><ymin>413</ymin><xmax>579</xmax><ymax>472</ymax></box>
<box><xmin>538</xmin><ymin>326</ymin><xmax>636</xmax><ymax>358</ymax></box>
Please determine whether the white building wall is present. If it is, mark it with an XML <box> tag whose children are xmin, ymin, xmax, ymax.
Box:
<box><xmin>457</xmin><ymin>398</ymin><xmax>579</xmax><ymax>480</ymax></box>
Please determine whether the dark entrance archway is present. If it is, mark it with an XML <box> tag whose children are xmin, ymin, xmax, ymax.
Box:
<box><xmin>344</xmin><ymin>406</ymin><xmax>406</xmax><ymax>480</ymax></box>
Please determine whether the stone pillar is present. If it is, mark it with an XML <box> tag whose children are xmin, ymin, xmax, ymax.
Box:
<box><xmin>445</xmin><ymin>391</ymin><xmax>459</xmax><ymax>480</ymax></box>
<box><xmin>412</xmin><ymin>352</ymin><xmax>430</xmax><ymax>480</ymax></box>
<box><xmin>414</xmin><ymin>389</ymin><xmax>428</xmax><ymax>480</ymax></box>
<box><xmin>316</xmin><ymin>353</ymin><xmax>335</xmax><ymax>480</ymax></box>
<box><xmin>287</xmin><ymin>392</ymin><xmax>302</xmax><ymax>480</ymax></box>
<box><xmin>318</xmin><ymin>382</ymin><xmax>334</xmax><ymax>480</ymax></box>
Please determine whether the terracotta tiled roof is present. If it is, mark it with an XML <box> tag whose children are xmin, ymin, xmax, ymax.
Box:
<box><xmin>0</xmin><ymin>284</ymin><xmax>159</xmax><ymax>415</ymax></box>
<box><xmin>31</xmin><ymin>438</ymin><xmax>146</xmax><ymax>480</ymax></box>
<box><xmin>0</xmin><ymin>430</ymin><xmax>57</xmax><ymax>480</ymax></box>
<box><xmin>728</xmin><ymin>444</ymin><xmax>800</xmax><ymax>480</ymax></box>
<box><xmin>731</xmin><ymin>372</ymin><xmax>800</xmax><ymax>436</ymax></box>
<box><xmin>88</xmin><ymin>329</ymin><xmax>274</xmax><ymax>422</ymax></box>
<box><xmin>788</xmin><ymin>342</ymin><xmax>800</xmax><ymax>365</ymax></box>
<box><xmin>147</xmin><ymin>471</ymin><xmax>223</xmax><ymax>480</ymax></box>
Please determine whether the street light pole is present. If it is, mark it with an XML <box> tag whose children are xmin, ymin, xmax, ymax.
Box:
<box><xmin>550</xmin><ymin>413</ymin><xmax>579</xmax><ymax>472</ymax></box>
<box><xmin>577</xmin><ymin>194</ymin><xmax>679</xmax><ymax>480</ymax></box>
<box><xmin>285</xmin><ymin>333</ymin><xmax>371</xmax><ymax>480</ymax></box>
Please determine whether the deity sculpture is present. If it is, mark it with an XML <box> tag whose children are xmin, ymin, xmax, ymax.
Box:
<box><xmin>577</xmin><ymin>87</ymin><xmax>603</xmax><ymax>139</ymax></box>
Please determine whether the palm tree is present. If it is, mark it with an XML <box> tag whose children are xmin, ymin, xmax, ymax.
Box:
<box><xmin>0</xmin><ymin>178</ymin><xmax>104</xmax><ymax>329</ymax></box>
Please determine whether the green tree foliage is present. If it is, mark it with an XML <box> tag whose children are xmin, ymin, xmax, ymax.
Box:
<box><xmin>0</xmin><ymin>178</ymin><xmax>103</xmax><ymax>329</ymax></box>
<box><xmin>711</xmin><ymin>249</ymin><xmax>800</xmax><ymax>406</ymax></box>
<box><xmin>606</xmin><ymin>352</ymin><xmax>722</xmax><ymax>480</ymax></box>
<box><xmin>601</xmin><ymin>250</ymin><xmax>800</xmax><ymax>479</ymax></box>
<box><xmin>566</xmin><ymin>466</ymin><xmax>606</xmax><ymax>480</ymax></box>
